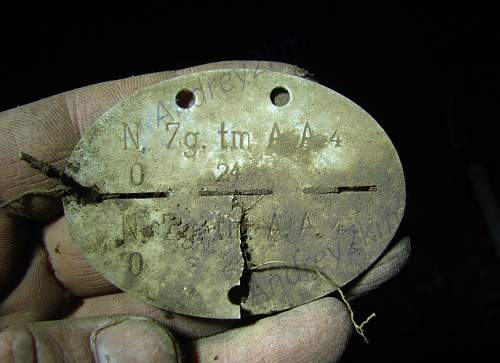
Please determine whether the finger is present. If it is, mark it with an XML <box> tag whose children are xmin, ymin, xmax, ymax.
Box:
<box><xmin>42</xmin><ymin>214</ymin><xmax>119</xmax><ymax>297</ymax></box>
<box><xmin>0</xmin><ymin>61</ymin><xmax>308</xmax><ymax>220</ymax></box>
<box><xmin>0</xmin><ymin>243</ymin><xmax>68</xmax><ymax>330</ymax></box>
<box><xmin>345</xmin><ymin>236</ymin><xmax>411</xmax><ymax>300</ymax></box>
<box><xmin>0</xmin><ymin>211</ymin><xmax>25</xmax><ymax>291</ymax></box>
<box><xmin>69</xmin><ymin>292</ymin><xmax>244</xmax><ymax>341</ymax></box>
<box><xmin>0</xmin><ymin>71</ymin><xmax>173</xmax><ymax>219</ymax></box>
<box><xmin>0</xmin><ymin>315</ymin><xmax>181</xmax><ymax>363</ymax></box>
<box><xmin>184</xmin><ymin>297</ymin><xmax>352</xmax><ymax>363</ymax></box>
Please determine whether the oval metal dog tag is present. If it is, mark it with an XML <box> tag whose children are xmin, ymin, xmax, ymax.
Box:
<box><xmin>63</xmin><ymin>66</ymin><xmax>405</xmax><ymax>318</ymax></box>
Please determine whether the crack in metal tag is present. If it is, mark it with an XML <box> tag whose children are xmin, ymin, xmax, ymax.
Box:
<box><xmin>63</xmin><ymin>67</ymin><xmax>405</xmax><ymax>318</ymax></box>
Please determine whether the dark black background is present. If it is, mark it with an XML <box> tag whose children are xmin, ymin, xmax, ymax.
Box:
<box><xmin>1</xmin><ymin>4</ymin><xmax>498</xmax><ymax>361</ymax></box>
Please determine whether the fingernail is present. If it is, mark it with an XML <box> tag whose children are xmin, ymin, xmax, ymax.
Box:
<box><xmin>95</xmin><ymin>319</ymin><xmax>179</xmax><ymax>363</ymax></box>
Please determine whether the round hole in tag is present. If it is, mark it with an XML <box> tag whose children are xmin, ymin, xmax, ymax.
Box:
<box><xmin>63</xmin><ymin>66</ymin><xmax>405</xmax><ymax>319</ymax></box>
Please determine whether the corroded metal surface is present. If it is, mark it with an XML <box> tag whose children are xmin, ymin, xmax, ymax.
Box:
<box><xmin>63</xmin><ymin>67</ymin><xmax>405</xmax><ymax>318</ymax></box>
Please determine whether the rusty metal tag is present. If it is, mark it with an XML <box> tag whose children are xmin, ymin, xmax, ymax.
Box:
<box><xmin>63</xmin><ymin>67</ymin><xmax>405</xmax><ymax>319</ymax></box>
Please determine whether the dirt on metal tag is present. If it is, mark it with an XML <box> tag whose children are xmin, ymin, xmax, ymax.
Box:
<box><xmin>63</xmin><ymin>66</ymin><xmax>405</xmax><ymax>319</ymax></box>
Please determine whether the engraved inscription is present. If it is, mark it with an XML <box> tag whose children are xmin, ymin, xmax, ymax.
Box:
<box><xmin>157</xmin><ymin>101</ymin><xmax>176</xmax><ymax>127</ymax></box>
<box><xmin>165</xmin><ymin>122</ymin><xmax>180</xmax><ymax>149</ymax></box>
<box><xmin>149</xmin><ymin>114</ymin><xmax>343</xmax><ymax>157</ymax></box>
<box><xmin>155</xmin><ymin>69</ymin><xmax>251</xmax><ymax>121</ymax></box>
<box><xmin>130</xmin><ymin>162</ymin><xmax>144</xmax><ymax>186</ymax></box>
<box><xmin>268</xmin><ymin>212</ymin><xmax>281</xmax><ymax>239</ymax></box>
<box><xmin>232</xmin><ymin>130</ymin><xmax>251</xmax><ymax>150</ymax></box>
<box><xmin>123</xmin><ymin>214</ymin><xmax>138</xmax><ymax>241</ymax></box>
<box><xmin>298</xmin><ymin>122</ymin><xmax>314</xmax><ymax>148</ymax></box>
<box><xmin>330</xmin><ymin>130</ymin><xmax>342</xmax><ymax>147</ymax></box>
<box><xmin>266</xmin><ymin>121</ymin><xmax>336</xmax><ymax>149</ymax></box>
<box><xmin>247</xmin><ymin>209</ymin><xmax>402</xmax><ymax>299</ymax></box>
<box><xmin>216</xmin><ymin>162</ymin><xmax>240</xmax><ymax>181</ymax></box>
<box><xmin>184</xmin><ymin>132</ymin><xmax>200</xmax><ymax>158</ymax></box>
<box><xmin>268</xmin><ymin>121</ymin><xmax>281</xmax><ymax>147</ymax></box>
<box><xmin>299</xmin><ymin>211</ymin><xmax>314</xmax><ymax>237</ymax></box>
<box><xmin>161</xmin><ymin>212</ymin><xmax>240</xmax><ymax>249</ymax></box>
<box><xmin>163</xmin><ymin>121</ymin><xmax>202</xmax><ymax>158</ymax></box>
<box><xmin>123</xmin><ymin>122</ymin><xmax>141</xmax><ymax>150</ymax></box>
<box><xmin>218</xmin><ymin>122</ymin><xmax>251</xmax><ymax>150</ymax></box>
<box><xmin>222</xmin><ymin>250</ymin><xmax>242</xmax><ymax>274</ymax></box>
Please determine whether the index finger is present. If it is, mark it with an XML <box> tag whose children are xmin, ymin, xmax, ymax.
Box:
<box><xmin>0</xmin><ymin>70</ymin><xmax>175</xmax><ymax>219</ymax></box>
